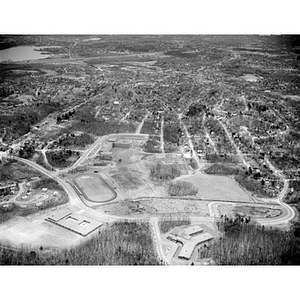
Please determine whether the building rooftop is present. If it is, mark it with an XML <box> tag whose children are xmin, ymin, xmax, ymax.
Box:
<box><xmin>47</xmin><ymin>208</ymin><xmax>72</xmax><ymax>223</ymax></box>
<box><xmin>178</xmin><ymin>232</ymin><xmax>214</xmax><ymax>260</ymax></box>
<box><xmin>46</xmin><ymin>208</ymin><xmax>103</xmax><ymax>236</ymax></box>
<box><xmin>168</xmin><ymin>224</ymin><xmax>215</xmax><ymax>260</ymax></box>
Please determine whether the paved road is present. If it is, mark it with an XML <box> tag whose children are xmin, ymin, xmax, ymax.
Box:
<box><xmin>149</xmin><ymin>218</ymin><xmax>170</xmax><ymax>265</ymax></box>
<box><xmin>160</xmin><ymin>116</ymin><xmax>165</xmax><ymax>153</ymax></box>
<box><xmin>203</xmin><ymin>114</ymin><xmax>218</xmax><ymax>154</ymax></box>
<box><xmin>257</xmin><ymin>157</ymin><xmax>295</xmax><ymax>225</ymax></box>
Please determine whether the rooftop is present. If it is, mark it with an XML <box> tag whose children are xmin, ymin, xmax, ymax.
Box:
<box><xmin>46</xmin><ymin>208</ymin><xmax>103</xmax><ymax>236</ymax></box>
<box><xmin>168</xmin><ymin>224</ymin><xmax>215</xmax><ymax>260</ymax></box>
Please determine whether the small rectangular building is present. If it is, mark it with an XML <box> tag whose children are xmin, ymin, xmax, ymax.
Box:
<box><xmin>113</xmin><ymin>141</ymin><xmax>131</xmax><ymax>148</ymax></box>
<box><xmin>99</xmin><ymin>151</ymin><xmax>113</xmax><ymax>161</ymax></box>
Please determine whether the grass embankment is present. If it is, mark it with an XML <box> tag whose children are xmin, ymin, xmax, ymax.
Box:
<box><xmin>159</xmin><ymin>216</ymin><xmax>191</xmax><ymax>234</ymax></box>
<box><xmin>199</xmin><ymin>217</ymin><xmax>300</xmax><ymax>265</ymax></box>
<box><xmin>0</xmin><ymin>221</ymin><xmax>160</xmax><ymax>265</ymax></box>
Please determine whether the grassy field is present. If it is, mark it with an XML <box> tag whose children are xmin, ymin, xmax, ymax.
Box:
<box><xmin>177</xmin><ymin>172</ymin><xmax>253</xmax><ymax>202</ymax></box>
<box><xmin>74</xmin><ymin>174</ymin><xmax>116</xmax><ymax>202</ymax></box>
<box><xmin>0</xmin><ymin>214</ymin><xmax>82</xmax><ymax>249</ymax></box>
<box><xmin>204</xmin><ymin>163</ymin><xmax>274</xmax><ymax>198</ymax></box>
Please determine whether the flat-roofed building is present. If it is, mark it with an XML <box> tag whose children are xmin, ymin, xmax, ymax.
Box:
<box><xmin>113</xmin><ymin>141</ymin><xmax>131</xmax><ymax>148</ymax></box>
<box><xmin>99</xmin><ymin>151</ymin><xmax>113</xmax><ymax>161</ymax></box>
<box><xmin>167</xmin><ymin>225</ymin><xmax>214</xmax><ymax>261</ymax></box>
<box><xmin>46</xmin><ymin>209</ymin><xmax>103</xmax><ymax>236</ymax></box>
<box><xmin>185</xmin><ymin>225</ymin><xmax>203</xmax><ymax>237</ymax></box>
<box><xmin>178</xmin><ymin>232</ymin><xmax>214</xmax><ymax>260</ymax></box>
<box><xmin>47</xmin><ymin>208</ymin><xmax>72</xmax><ymax>222</ymax></box>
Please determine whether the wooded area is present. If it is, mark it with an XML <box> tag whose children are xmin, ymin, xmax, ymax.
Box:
<box><xmin>199</xmin><ymin>217</ymin><xmax>300</xmax><ymax>265</ymax></box>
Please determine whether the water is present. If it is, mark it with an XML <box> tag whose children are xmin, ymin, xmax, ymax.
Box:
<box><xmin>0</xmin><ymin>46</ymin><xmax>60</xmax><ymax>62</ymax></box>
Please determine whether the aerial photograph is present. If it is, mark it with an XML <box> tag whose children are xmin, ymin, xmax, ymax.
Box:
<box><xmin>0</xmin><ymin>33</ymin><xmax>299</xmax><ymax>267</ymax></box>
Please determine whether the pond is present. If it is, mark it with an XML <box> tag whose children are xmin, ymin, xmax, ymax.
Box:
<box><xmin>0</xmin><ymin>45</ymin><xmax>60</xmax><ymax>62</ymax></box>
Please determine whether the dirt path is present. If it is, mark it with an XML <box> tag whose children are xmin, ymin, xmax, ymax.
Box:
<box><xmin>121</xmin><ymin>109</ymin><xmax>131</xmax><ymax>121</ymax></box>
<box><xmin>135</xmin><ymin>111</ymin><xmax>149</xmax><ymax>134</ymax></box>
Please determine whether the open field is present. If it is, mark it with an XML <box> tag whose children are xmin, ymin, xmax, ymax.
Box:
<box><xmin>74</xmin><ymin>173</ymin><xmax>116</xmax><ymax>202</ymax></box>
<box><xmin>176</xmin><ymin>172</ymin><xmax>254</xmax><ymax>202</ymax></box>
<box><xmin>0</xmin><ymin>214</ymin><xmax>83</xmax><ymax>249</ymax></box>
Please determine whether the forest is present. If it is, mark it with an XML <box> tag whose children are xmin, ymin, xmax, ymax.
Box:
<box><xmin>199</xmin><ymin>216</ymin><xmax>300</xmax><ymax>265</ymax></box>
<box><xmin>0</xmin><ymin>104</ymin><xmax>63</xmax><ymax>143</ymax></box>
<box><xmin>0</xmin><ymin>221</ymin><xmax>161</xmax><ymax>265</ymax></box>
<box><xmin>0</xmin><ymin>159</ymin><xmax>42</xmax><ymax>182</ymax></box>
<box><xmin>46</xmin><ymin>150</ymin><xmax>79</xmax><ymax>169</ymax></box>
<box><xmin>159</xmin><ymin>216</ymin><xmax>191</xmax><ymax>234</ymax></box>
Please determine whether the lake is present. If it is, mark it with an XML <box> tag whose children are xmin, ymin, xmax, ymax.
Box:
<box><xmin>0</xmin><ymin>46</ymin><xmax>60</xmax><ymax>62</ymax></box>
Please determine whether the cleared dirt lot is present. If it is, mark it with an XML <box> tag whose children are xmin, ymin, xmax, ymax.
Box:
<box><xmin>99</xmin><ymin>199</ymin><xmax>210</xmax><ymax>217</ymax></box>
<box><xmin>217</xmin><ymin>204</ymin><xmax>282</xmax><ymax>219</ymax></box>
<box><xmin>176</xmin><ymin>172</ymin><xmax>253</xmax><ymax>202</ymax></box>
